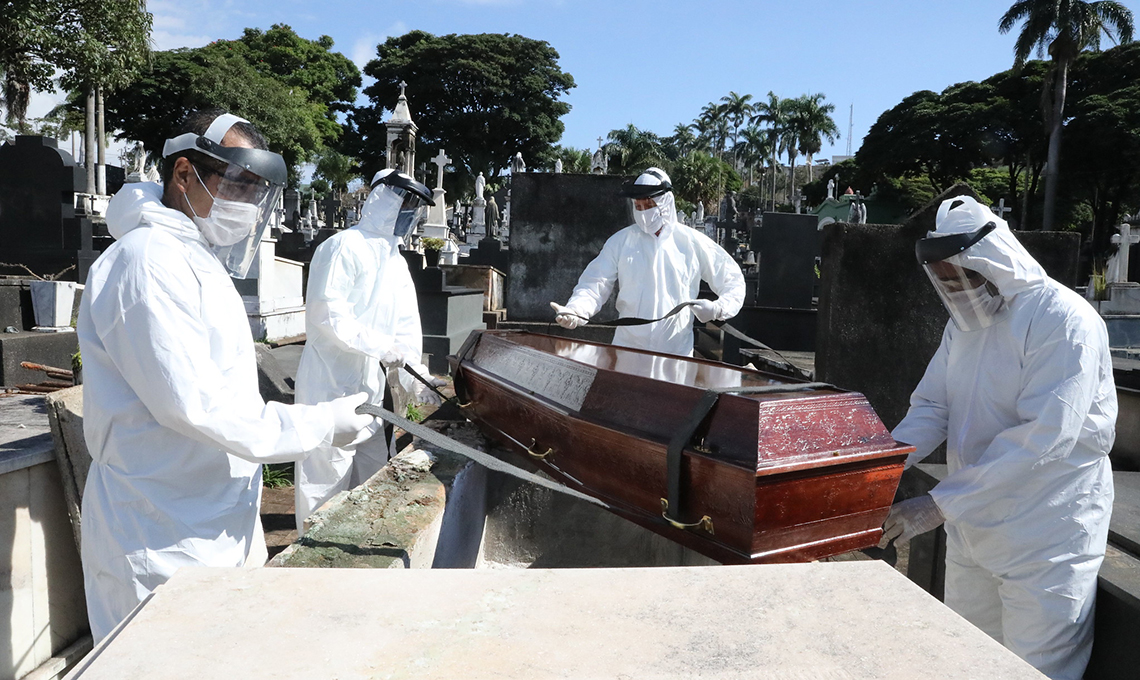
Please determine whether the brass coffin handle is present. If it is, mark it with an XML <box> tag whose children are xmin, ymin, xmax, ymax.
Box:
<box><xmin>660</xmin><ymin>498</ymin><xmax>715</xmax><ymax>535</ymax></box>
<box><xmin>526</xmin><ymin>438</ymin><xmax>554</xmax><ymax>460</ymax></box>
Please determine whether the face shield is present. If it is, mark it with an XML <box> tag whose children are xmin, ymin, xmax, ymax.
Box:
<box><xmin>621</xmin><ymin>168</ymin><xmax>675</xmax><ymax>234</ymax></box>
<box><xmin>917</xmin><ymin>222</ymin><xmax>1008</xmax><ymax>332</ymax></box>
<box><xmin>361</xmin><ymin>170</ymin><xmax>434</xmax><ymax>239</ymax></box>
<box><xmin>163</xmin><ymin>113</ymin><xmax>287</xmax><ymax>278</ymax></box>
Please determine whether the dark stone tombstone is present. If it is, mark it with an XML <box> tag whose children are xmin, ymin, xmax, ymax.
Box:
<box><xmin>105</xmin><ymin>164</ymin><xmax>125</xmax><ymax>197</ymax></box>
<box><xmin>0</xmin><ymin>136</ymin><xmax>94</xmax><ymax>281</ymax></box>
<box><xmin>816</xmin><ymin>183</ymin><xmax>1082</xmax><ymax>445</ymax></box>
<box><xmin>284</xmin><ymin>189</ymin><xmax>300</xmax><ymax>229</ymax></box>
<box><xmin>405</xmin><ymin>252</ymin><xmax>485</xmax><ymax>375</ymax></box>
<box><xmin>463</xmin><ymin>236</ymin><xmax>510</xmax><ymax>273</ymax></box>
<box><xmin>507</xmin><ymin>173</ymin><xmax>629</xmax><ymax>321</ymax></box>
<box><xmin>322</xmin><ymin>195</ymin><xmax>341</xmax><ymax>230</ymax></box>
<box><xmin>756</xmin><ymin>212</ymin><xmax>821</xmax><ymax>309</ymax></box>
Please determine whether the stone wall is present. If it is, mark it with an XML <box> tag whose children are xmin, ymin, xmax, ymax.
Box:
<box><xmin>507</xmin><ymin>173</ymin><xmax>629</xmax><ymax>322</ymax></box>
<box><xmin>816</xmin><ymin>185</ymin><xmax>1082</xmax><ymax>454</ymax></box>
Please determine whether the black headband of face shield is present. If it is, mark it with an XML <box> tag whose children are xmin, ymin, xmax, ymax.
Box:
<box><xmin>620</xmin><ymin>179</ymin><xmax>672</xmax><ymax>199</ymax></box>
<box><xmin>371</xmin><ymin>171</ymin><xmax>435</xmax><ymax>206</ymax></box>
<box><xmin>915</xmin><ymin>222</ymin><xmax>997</xmax><ymax>265</ymax></box>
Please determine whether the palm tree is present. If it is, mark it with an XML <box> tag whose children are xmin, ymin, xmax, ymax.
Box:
<box><xmin>750</xmin><ymin>92</ymin><xmax>786</xmax><ymax>210</ymax></box>
<box><xmin>999</xmin><ymin>0</ymin><xmax>1133</xmax><ymax>229</ymax></box>
<box><xmin>720</xmin><ymin>91</ymin><xmax>754</xmax><ymax>168</ymax></box>
<box><xmin>607</xmin><ymin>124</ymin><xmax>665</xmax><ymax>174</ymax></box>
<box><xmin>667</xmin><ymin>123</ymin><xmax>700</xmax><ymax>158</ymax></box>
<box><xmin>697</xmin><ymin>102</ymin><xmax>729</xmax><ymax>157</ymax></box>
<box><xmin>793</xmin><ymin>93</ymin><xmax>840</xmax><ymax>184</ymax></box>
<box><xmin>737</xmin><ymin>126</ymin><xmax>772</xmax><ymax>187</ymax></box>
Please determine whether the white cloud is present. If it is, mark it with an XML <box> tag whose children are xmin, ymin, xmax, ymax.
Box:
<box><xmin>351</xmin><ymin>21</ymin><xmax>409</xmax><ymax>69</ymax></box>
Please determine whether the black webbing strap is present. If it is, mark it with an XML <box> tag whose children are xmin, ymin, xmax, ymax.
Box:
<box><xmin>355</xmin><ymin>402</ymin><xmax>609</xmax><ymax>509</ymax></box>
<box><xmin>712</xmin><ymin>321</ymin><xmax>812</xmax><ymax>380</ymax></box>
<box><xmin>664</xmin><ymin>389</ymin><xmax>721</xmax><ymax>525</ymax></box>
<box><xmin>662</xmin><ymin>381</ymin><xmax>838</xmax><ymax>526</ymax></box>
<box><xmin>402</xmin><ymin>363</ymin><xmax>456</xmax><ymax>406</ymax></box>
<box><xmin>566</xmin><ymin>301</ymin><xmax>699</xmax><ymax>327</ymax></box>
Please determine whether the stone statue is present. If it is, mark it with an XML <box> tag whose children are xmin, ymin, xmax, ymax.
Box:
<box><xmin>511</xmin><ymin>152</ymin><xmax>526</xmax><ymax>174</ymax></box>
<box><xmin>475</xmin><ymin>172</ymin><xmax>486</xmax><ymax>201</ymax></box>
<box><xmin>695</xmin><ymin>201</ymin><xmax>704</xmax><ymax>223</ymax></box>
<box><xmin>827</xmin><ymin>178</ymin><xmax>836</xmax><ymax>201</ymax></box>
<box><xmin>554</xmin><ymin>158</ymin><xmax>563</xmax><ymax>174</ymax></box>
<box><xmin>848</xmin><ymin>194</ymin><xmax>867</xmax><ymax>224</ymax></box>
<box><xmin>725</xmin><ymin>191</ymin><xmax>738</xmax><ymax>224</ymax></box>
<box><xmin>487</xmin><ymin>195</ymin><xmax>500</xmax><ymax>234</ymax></box>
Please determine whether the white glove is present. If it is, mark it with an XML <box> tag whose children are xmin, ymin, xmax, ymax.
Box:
<box><xmin>329</xmin><ymin>392</ymin><xmax>374</xmax><ymax>448</ymax></box>
<box><xmin>880</xmin><ymin>494</ymin><xmax>945</xmax><ymax>545</ymax></box>
<box><xmin>416</xmin><ymin>376</ymin><xmax>448</xmax><ymax>406</ymax></box>
<box><xmin>550</xmin><ymin>302</ymin><xmax>587</xmax><ymax>330</ymax></box>
<box><xmin>691</xmin><ymin>299</ymin><xmax>721</xmax><ymax>323</ymax></box>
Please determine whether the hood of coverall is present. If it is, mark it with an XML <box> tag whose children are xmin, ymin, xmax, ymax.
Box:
<box><xmin>105</xmin><ymin>181</ymin><xmax>204</xmax><ymax>243</ymax></box>
<box><xmin>927</xmin><ymin>196</ymin><xmax>1049</xmax><ymax>299</ymax></box>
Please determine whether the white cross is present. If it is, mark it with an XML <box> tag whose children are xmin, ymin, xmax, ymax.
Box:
<box><xmin>597</xmin><ymin>136</ymin><xmax>604</xmax><ymax>149</ymax></box>
<box><xmin>1111</xmin><ymin>220</ymin><xmax>1140</xmax><ymax>284</ymax></box>
<box><xmin>994</xmin><ymin>198</ymin><xmax>1012</xmax><ymax>218</ymax></box>
<box><xmin>431</xmin><ymin>149</ymin><xmax>451</xmax><ymax>190</ymax></box>
<box><xmin>398</xmin><ymin>81</ymin><xmax>407</xmax><ymax>98</ymax></box>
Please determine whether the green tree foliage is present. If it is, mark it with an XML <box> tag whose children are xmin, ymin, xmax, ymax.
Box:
<box><xmin>545</xmin><ymin>145</ymin><xmax>591</xmax><ymax>173</ymax></box>
<box><xmin>999</xmin><ymin>0</ymin><xmax>1134</xmax><ymax>229</ymax></box>
<box><xmin>606</xmin><ymin>124</ymin><xmax>666</xmax><ymax>175</ymax></box>
<box><xmin>313</xmin><ymin>149</ymin><xmax>359</xmax><ymax>195</ymax></box>
<box><xmin>1</xmin><ymin>0</ymin><xmax>151</xmax><ymax>129</ymax></box>
<box><xmin>99</xmin><ymin>26</ymin><xmax>357</xmax><ymax>185</ymax></box>
<box><xmin>672</xmin><ymin>151</ymin><xmax>741</xmax><ymax>214</ymax></box>
<box><xmin>791</xmin><ymin>93</ymin><xmax>840</xmax><ymax>183</ymax></box>
<box><xmin>351</xmin><ymin>31</ymin><xmax>574</xmax><ymax>193</ymax></box>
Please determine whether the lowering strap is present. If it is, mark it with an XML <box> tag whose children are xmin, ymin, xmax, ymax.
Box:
<box><xmin>567</xmin><ymin>301</ymin><xmax>809</xmax><ymax>378</ymax></box>
<box><xmin>355</xmin><ymin>401</ymin><xmax>610</xmax><ymax>510</ymax></box>
<box><xmin>661</xmin><ymin>381</ymin><xmax>836</xmax><ymax>532</ymax></box>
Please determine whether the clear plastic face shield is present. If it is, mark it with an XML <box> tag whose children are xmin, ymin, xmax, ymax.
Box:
<box><xmin>622</xmin><ymin>168</ymin><xmax>675</xmax><ymax>235</ymax></box>
<box><xmin>189</xmin><ymin>163</ymin><xmax>282</xmax><ymax>276</ymax></box>
<box><xmin>917</xmin><ymin>223</ymin><xmax>1008</xmax><ymax>332</ymax></box>
<box><xmin>163</xmin><ymin>113</ymin><xmax>288</xmax><ymax>278</ymax></box>
<box><xmin>361</xmin><ymin>170</ymin><xmax>434</xmax><ymax>239</ymax></box>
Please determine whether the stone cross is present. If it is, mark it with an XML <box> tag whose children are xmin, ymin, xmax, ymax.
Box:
<box><xmin>994</xmin><ymin>198</ymin><xmax>1012</xmax><ymax>220</ymax></box>
<box><xmin>398</xmin><ymin>81</ymin><xmax>407</xmax><ymax>98</ymax></box>
<box><xmin>597</xmin><ymin>136</ymin><xmax>604</xmax><ymax>149</ymax></box>
<box><xmin>431</xmin><ymin>149</ymin><xmax>451</xmax><ymax>189</ymax></box>
<box><xmin>322</xmin><ymin>194</ymin><xmax>341</xmax><ymax>230</ymax></box>
<box><xmin>1110</xmin><ymin>220</ymin><xmax>1140</xmax><ymax>284</ymax></box>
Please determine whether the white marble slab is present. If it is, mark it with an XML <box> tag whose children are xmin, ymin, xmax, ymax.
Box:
<box><xmin>68</xmin><ymin>562</ymin><xmax>1043</xmax><ymax>679</ymax></box>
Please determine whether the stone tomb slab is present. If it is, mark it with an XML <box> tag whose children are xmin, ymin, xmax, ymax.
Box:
<box><xmin>756</xmin><ymin>212</ymin><xmax>821</xmax><ymax>309</ymax></box>
<box><xmin>69</xmin><ymin>562</ymin><xmax>1043</xmax><ymax>679</ymax></box>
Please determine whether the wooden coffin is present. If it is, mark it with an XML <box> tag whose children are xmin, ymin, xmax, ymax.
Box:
<box><xmin>448</xmin><ymin>330</ymin><xmax>913</xmax><ymax>565</ymax></box>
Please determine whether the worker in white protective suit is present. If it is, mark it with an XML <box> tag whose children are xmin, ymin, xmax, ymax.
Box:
<box><xmin>883</xmin><ymin>195</ymin><xmax>1116</xmax><ymax>680</ymax></box>
<box><xmin>77</xmin><ymin>110</ymin><xmax>375</xmax><ymax>642</ymax></box>
<box><xmin>550</xmin><ymin>168</ymin><xmax>745</xmax><ymax>357</ymax></box>
<box><xmin>294</xmin><ymin>169</ymin><xmax>446</xmax><ymax>533</ymax></box>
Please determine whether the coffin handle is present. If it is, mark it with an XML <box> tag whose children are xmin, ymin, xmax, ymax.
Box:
<box><xmin>526</xmin><ymin>438</ymin><xmax>554</xmax><ymax>460</ymax></box>
<box><xmin>660</xmin><ymin>499</ymin><xmax>715</xmax><ymax>535</ymax></box>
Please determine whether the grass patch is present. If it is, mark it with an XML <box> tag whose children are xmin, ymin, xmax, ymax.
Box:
<box><xmin>263</xmin><ymin>462</ymin><xmax>294</xmax><ymax>488</ymax></box>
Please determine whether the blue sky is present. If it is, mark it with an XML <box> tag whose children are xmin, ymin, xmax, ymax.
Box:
<box><xmin>27</xmin><ymin>0</ymin><xmax>1140</xmax><ymax>162</ymax></box>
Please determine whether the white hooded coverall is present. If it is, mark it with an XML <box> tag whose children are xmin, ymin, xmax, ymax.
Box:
<box><xmin>78</xmin><ymin>182</ymin><xmax>339</xmax><ymax>642</ymax></box>
<box><xmin>293</xmin><ymin>190</ymin><xmax>429</xmax><ymax>532</ymax></box>
<box><xmin>565</xmin><ymin>209</ymin><xmax>745</xmax><ymax>357</ymax></box>
<box><xmin>893</xmin><ymin>206</ymin><xmax>1116</xmax><ymax>680</ymax></box>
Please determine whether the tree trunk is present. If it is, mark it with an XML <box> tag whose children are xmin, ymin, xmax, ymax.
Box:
<box><xmin>1042</xmin><ymin>60</ymin><xmax>1069</xmax><ymax>231</ymax></box>
<box><xmin>1021</xmin><ymin>154</ymin><xmax>1031</xmax><ymax>228</ymax></box>
<box><xmin>807</xmin><ymin>156</ymin><xmax>813</xmax><ymax>183</ymax></box>
<box><xmin>770</xmin><ymin>152</ymin><xmax>778</xmax><ymax>212</ymax></box>
<box><xmin>85</xmin><ymin>85</ymin><xmax>96</xmax><ymax>194</ymax></box>
<box><xmin>787</xmin><ymin>155</ymin><xmax>797</xmax><ymax>204</ymax></box>
<box><xmin>96</xmin><ymin>84</ymin><xmax>106</xmax><ymax>195</ymax></box>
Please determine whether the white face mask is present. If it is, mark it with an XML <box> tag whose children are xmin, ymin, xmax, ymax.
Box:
<box><xmin>633</xmin><ymin>205</ymin><xmax>665</xmax><ymax>234</ymax></box>
<box><xmin>940</xmin><ymin>284</ymin><xmax>1006</xmax><ymax>332</ymax></box>
<box><xmin>185</xmin><ymin>166</ymin><xmax>259</xmax><ymax>246</ymax></box>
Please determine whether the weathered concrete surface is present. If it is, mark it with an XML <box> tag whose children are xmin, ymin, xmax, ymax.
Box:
<box><xmin>269</xmin><ymin>419</ymin><xmax>715</xmax><ymax>570</ymax></box>
<box><xmin>45</xmin><ymin>385</ymin><xmax>87</xmax><ymax>552</ymax></box>
<box><xmin>69</xmin><ymin>563</ymin><xmax>1045</xmax><ymax>680</ymax></box>
<box><xmin>507</xmin><ymin>173</ymin><xmax>629</xmax><ymax>322</ymax></box>
<box><xmin>0</xmin><ymin>395</ymin><xmax>88</xmax><ymax>680</ymax></box>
